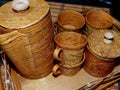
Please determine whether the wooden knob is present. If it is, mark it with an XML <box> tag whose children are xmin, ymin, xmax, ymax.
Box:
<box><xmin>12</xmin><ymin>0</ymin><xmax>30</xmax><ymax>12</ymax></box>
<box><xmin>104</xmin><ymin>32</ymin><xmax>114</xmax><ymax>44</ymax></box>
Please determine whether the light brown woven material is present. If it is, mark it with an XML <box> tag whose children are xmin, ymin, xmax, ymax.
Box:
<box><xmin>88</xmin><ymin>29</ymin><xmax>120</xmax><ymax>59</ymax></box>
<box><xmin>53</xmin><ymin>54</ymin><xmax>85</xmax><ymax>76</ymax></box>
<box><xmin>54</xmin><ymin>32</ymin><xmax>87</xmax><ymax>66</ymax></box>
<box><xmin>86</xmin><ymin>9</ymin><xmax>113</xmax><ymax>29</ymax></box>
<box><xmin>84</xmin><ymin>9</ymin><xmax>113</xmax><ymax>36</ymax></box>
<box><xmin>83</xmin><ymin>29</ymin><xmax>120</xmax><ymax>77</ymax></box>
<box><xmin>56</xmin><ymin>10</ymin><xmax>85</xmax><ymax>33</ymax></box>
<box><xmin>83</xmin><ymin>46</ymin><xmax>117</xmax><ymax>77</ymax></box>
<box><xmin>0</xmin><ymin>0</ymin><xmax>49</xmax><ymax>29</ymax></box>
<box><xmin>59</xmin><ymin>55</ymin><xmax>85</xmax><ymax>76</ymax></box>
<box><xmin>0</xmin><ymin>0</ymin><xmax>54</xmax><ymax>79</ymax></box>
<box><xmin>0</xmin><ymin>31</ymin><xmax>35</xmax><ymax>75</ymax></box>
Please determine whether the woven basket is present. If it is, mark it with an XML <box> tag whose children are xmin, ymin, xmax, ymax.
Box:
<box><xmin>83</xmin><ymin>9</ymin><xmax>113</xmax><ymax>36</ymax></box>
<box><xmin>83</xmin><ymin>29</ymin><xmax>120</xmax><ymax>77</ymax></box>
<box><xmin>55</xmin><ymin>10</ymin><xmax>85</xmax><ymax>34</ymax></box>
<box><xmin>0</xmin><ymin>0</ymin><xmax>54</xmax><ymax>79</ymax></box>
<box><xmin>59</xmin><ymin>53</ymin><xmax>85</xmax><ymax>76</ymax></box>
<box><xmin>54</xmin><ymin>32</ymin><xmax>87</xmax><ymax>66</ymax></box>
<box><xmin>53</xmin><ymin>53</ymin><xmax>85</xmax><ymax>77</ymax></box>
<box><xmin>83</xmin><ymin>46</ymin><xmax>117</xmax><ymax>77</ymax></box>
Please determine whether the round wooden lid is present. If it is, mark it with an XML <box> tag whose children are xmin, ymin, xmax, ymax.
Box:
<box><xmin>0</xmin><ymin>0</ymin><xmax>49</xmax><ymax>29</ymax></box>
<box><xmin>88</xmin><ymin>29</ymin><xmax>120</xmax><ymax>58</ymax></box>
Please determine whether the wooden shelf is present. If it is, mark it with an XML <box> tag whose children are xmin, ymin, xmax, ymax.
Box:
<box><xmin>19</xmin><ymin>69</ymin><xmax>99</xmax><ymax>90</ymax></box>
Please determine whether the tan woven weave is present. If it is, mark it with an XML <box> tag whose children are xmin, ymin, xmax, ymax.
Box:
<box><xmin>83</xmin><ymin>29</ymin><xmax>120</xmax><ymax>77</ymax></box>
<box><xmin>88</xmin><ymin>29</ymin><xmax>120</xmax><ymax>58</ymax></box>
<box><xmin>86</xmin><ymin>9</ymin><xmax>113</xmax><ymax>29</ymax></box>
<box><xmin>84</xmin><ymin>9</ymin><xmax>113</xmax><ymax>36</ymax></box>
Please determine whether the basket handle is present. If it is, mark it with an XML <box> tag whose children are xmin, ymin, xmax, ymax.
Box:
<box><xmin>53</xmin><ymin>47</ymin><xmax>63</xmax><ymax>62</ymax></box>
<box><xmin>52</xmin><ymin>64</ymin><xmax>62</xmax><ymax>77</ymax></box>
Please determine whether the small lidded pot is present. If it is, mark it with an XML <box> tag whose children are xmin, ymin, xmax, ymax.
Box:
<box><xmin>83</xmin><ymin>29</ymin><xmax>120</xmax><ymax>77</ymax></box>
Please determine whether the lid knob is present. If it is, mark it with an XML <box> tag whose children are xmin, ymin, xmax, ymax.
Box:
<box><xmin>104</xmin><ymin>32</ymin><xmax>114</xmax><ymax>44</ymax></box>
<box><xmin>12</xmin><ymin>0</ymin><xmax>30</xmax><ymax>12</ymax></box>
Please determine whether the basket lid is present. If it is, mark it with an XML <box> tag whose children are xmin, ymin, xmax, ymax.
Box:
<box><xmin>0</xmin><ymin>0</ymin><xmax>49</xmax><ymax>29</ymax></box>
<box><xmin>88</xmin><ymin>29</ymin><xmax>120</xmax><ymax>58</ymax></box>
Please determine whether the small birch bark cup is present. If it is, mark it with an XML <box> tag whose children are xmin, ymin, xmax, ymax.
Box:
<box><xmin>52</xmin><ymin>54</ymin><xmax>85</xmax><ymax>77</ymax></box>
<box><xmin>55</xmin><ymin>10</ymin><xmax>85</xmax><ymax>34</ymax></box>
<box><xmin>84</xmin><ymin>9</ymin><xmax>113</xmax><ymax>36</ymax></box>
<box><xmin>53</xmin><ymin>31</ymin><xmax>87</xmax><ymax>66</ymax></box>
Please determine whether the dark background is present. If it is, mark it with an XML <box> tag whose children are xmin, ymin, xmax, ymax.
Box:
<box><xmin>45</xmin><ymin>0</ymin><xmax>120</xmax><ymax>21</ymax></box>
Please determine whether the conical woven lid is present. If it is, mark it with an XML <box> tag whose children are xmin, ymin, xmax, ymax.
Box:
<box><xmin>0</xmin><ymin>0</ymin><xmax>49</xmax><ymax>29</ymax></box>
<box><xmin>88</xmin><ymin>29</ymin><xmax>120</xmax><ymax>58</ymax></box>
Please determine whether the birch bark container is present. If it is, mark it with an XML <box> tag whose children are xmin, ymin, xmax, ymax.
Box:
<box><xmin>0</xmin><ymin>0</ymin><xmax>54</xmax><ymax>79</ymax></box>
<box><xmin>83</xmin><ymin>9</ymin><xmax>113</xmax><ymax>36</ymax></box>
<box><xmin>83</xmin><ymin>29</ymin><xmax>120</xmax><ymax>77</ymax></box>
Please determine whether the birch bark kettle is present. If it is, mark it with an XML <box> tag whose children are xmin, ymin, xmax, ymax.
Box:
<box><xmin>83</xmin><ymin>29</ymin><xmax>120</xmax><ymax>77</ymax></box>
<box><xmin>0</xmin><ymin>0</ymin><xmax>55</xmax><ymax>79</ymax></box>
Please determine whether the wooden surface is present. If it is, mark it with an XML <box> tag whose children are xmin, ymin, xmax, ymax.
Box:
<box><xmin>18</xmin><ymin>1</ymin><xmax>119</xmax><ymax>90</ymax></box>
<box><xmin>19</xmin><ymin>69</ymin><xmax>99</xmax><ymax>90</ymax></box>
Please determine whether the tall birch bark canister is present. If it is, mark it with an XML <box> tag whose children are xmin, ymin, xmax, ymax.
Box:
<box><xmin>83</xmin><ymin>29</ymin><xmax>120</xmax><ymax>77</ymax></box>
<box><xmin>0</xmin><ymin>0</ymin><xmax>55</xmax><ymax>79</ymax></box>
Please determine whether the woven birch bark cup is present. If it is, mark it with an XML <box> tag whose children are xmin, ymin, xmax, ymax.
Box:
<box><xmin>54</xmin><ymin>10</ymin><xmax>85</xmax><ymax>35</ymax></box>
<box><xmin>83</xmin><ymin>29</ymin><xmax>120</xmax><ymax>77</ymax></box>
<box><xmin>54</xmin><ymin>31</ymin><xmax>87</xmax><ymax>66</ymax></box>
<box><xmin>52</xmin><ymin>53</ymin><xmax>85</xmax><ymax>77</ymax></box>
<box><xmin>83</xmin><ymin>9</ymin><xmax>113</xmax><ymax>36</ymax></box>
<box><xmin>0</xmin><ymin>0</ymin><xmax>54</xmax><ymax>79</ymax></box>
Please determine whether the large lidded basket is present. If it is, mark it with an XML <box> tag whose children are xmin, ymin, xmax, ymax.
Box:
<box><xmin>0</xmin><ymin>0</ymin><xmax>55</xmax><ymax>79</ymax></box>
<box><xmin>83</xmin><ymin>29</ymin><xmax>120</xmax><ymax>77</ymax></box>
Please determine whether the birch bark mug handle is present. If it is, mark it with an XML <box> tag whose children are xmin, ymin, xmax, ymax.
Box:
<box><xmin>53</xmin><ymin>47</ymin><xmax>63</xmax><ymax>62</ymax></box>
<box><xmin>52</xmin><ymin>54</ymin><xmax>85</xmax><ymax>77</ymax></box>
<box><xmin>52</xmin><ymin>64</ymin><xmax>62</xmax><ymax>76</ymax></box>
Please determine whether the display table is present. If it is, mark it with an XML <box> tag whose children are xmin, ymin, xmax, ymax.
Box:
<box><xmin>18</xmin><ymin>2</ymin><xmax>119</xmax><ymax>90</ymax></box>
<box><xmin>19</xmin><ymin>69</ymin><xmax>99</xmax><ymax>90</ymax></box>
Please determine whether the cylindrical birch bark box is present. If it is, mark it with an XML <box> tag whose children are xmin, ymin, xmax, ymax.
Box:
<box><xmin>83</xmin><ymin>29</ymin><xmax>120</xmax><ymax>77</ymax></box>
<box><xmin>0</xmin><ymin>0</ymin><xmax>54</xmax><ymax>79</ymax></box>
